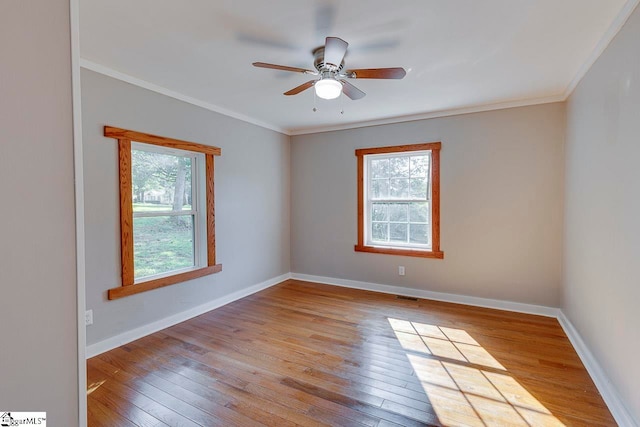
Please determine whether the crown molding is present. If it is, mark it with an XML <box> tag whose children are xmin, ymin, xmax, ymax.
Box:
<box><xmin>80</xmin><ymin>59</ymin><xmax>289</xmax><ymax>135</ymax></box>
<box><xmin>80</xmin><ymin>0</ymin><xmax>639</xmax><ymax>138</ymax></box>
<box><xmin>287</xmin><ymin>94</ymin><xmax>565</xmax><ymax>135</ymax></box>
<box><xmin>79</xmin><ymin>59</ymin><xmax>564</xmax><ymax>137</ymax></box>
<box><xmin>563</xmin><ymin>0</ymin><xmax>640</xmax><ymax>99</ymax></box>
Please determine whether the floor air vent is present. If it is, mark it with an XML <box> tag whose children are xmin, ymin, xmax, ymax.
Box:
<box><xmin>396</xmin><ymin>295</ymin><xmax>419</xmax><ymax>301</ymax></box>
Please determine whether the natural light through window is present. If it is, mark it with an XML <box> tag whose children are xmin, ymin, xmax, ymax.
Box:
<box><xmin>355</xmin><ymin>143</ymin><xmax>443</xmax><ymax>259</ymax></box>
<box><xmin>131</xmin><ymin>144</ymin><xmax>204</xmax><ymax>281</ymax></box>
<box><xmin>368</xmin><ymin>152</ymin><xmax>431</xmax><ymax>247</ymax></box>
<box><xmin>105</xmin><ymin>126</ymin><xmax>222</xmax><ymax>300</ymax></box>
<box><xmin>387</xmin><ymin>318</ymin><xmax>565</xmax><ymax>426</ymax></box>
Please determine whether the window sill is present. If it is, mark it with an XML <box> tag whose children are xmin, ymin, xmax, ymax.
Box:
<box><xmin>108</xmin><ymin>264</ymin><xmax>222</xmax><ymax>300</ymax></box>
<box><xmin>354</xmin><ymin>244</ymin><xmax>444</xmax><ymax>259</ymax></box>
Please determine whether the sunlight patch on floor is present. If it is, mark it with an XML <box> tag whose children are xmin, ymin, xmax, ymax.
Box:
<box><xmin>388</xmin><ymin>318</ymin><xmax>565</xmax><ymax>427</ymax></box>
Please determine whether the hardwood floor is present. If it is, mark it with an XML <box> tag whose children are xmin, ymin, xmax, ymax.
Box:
<box><xmin>87</xmin><ymin>280</ymin><xmax>616</xmax><ymax>426</ymax></box>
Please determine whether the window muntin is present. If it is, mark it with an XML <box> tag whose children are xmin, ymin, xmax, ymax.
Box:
<box><xmin>130</xmin><ymin>143</ymin><xmax>207</xmax><ymax>282</ymax></box>
<box><xmin>366</xmin><ymin>151</ymin><xmax>432</xmax><ymax>249</ymax></box>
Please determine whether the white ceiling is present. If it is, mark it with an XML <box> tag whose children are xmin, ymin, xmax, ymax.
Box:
<box><xmin>80</xmin><ymin>0</ymin><xmax>634</xmax><ymax>135</ymax></box>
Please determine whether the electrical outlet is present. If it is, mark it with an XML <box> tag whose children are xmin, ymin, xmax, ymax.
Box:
<box><xmin>85</xmin><ymin>309</ymin><xmax>93</xmax><ymax>326</ymax></box>
<box><xmin>398</xmin><ymin>266</ymin><xmax>405</xmax><ymax>276</ymax></box>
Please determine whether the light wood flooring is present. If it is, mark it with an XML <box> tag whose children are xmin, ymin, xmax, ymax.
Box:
<box><xmin>87</xmin><ymin>279</ymin><xmax>616</xmax><ymax>426</ymax></box>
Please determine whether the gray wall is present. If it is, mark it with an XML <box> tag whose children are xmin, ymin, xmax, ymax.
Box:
<box><xmin>291</xmin><ymin>103</ymin><xmax>565</xmax><ymax>307</ymax></box>
<box><xmin>0</xmin><ymin>1</ymin><xmax>79</xmax><ymax>425</ymax></box>
<box><xmin>82</xmin><ymin>69</ymin><xmax>290</xmax><ymax>346</ymax></box>
<box><xmin>564</xmin><ymin>4</ymin><xmax>640</xmax><ymax>422</ymax></box>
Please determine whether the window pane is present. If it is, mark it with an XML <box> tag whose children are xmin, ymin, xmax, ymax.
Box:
<box><xmin>133</xmin><ymin>215</ymin><xmax>194</xmax><ymax>279</ymax></box>
<box><xmin>389</xmin><ymin>203</ymin><xmax>408</xmax><ymax>222</ymax></box>
<box><xmin>410</xmin><ymin>224</ymin><xmax>429</xmax><ymax>245</ymax></box>
<box><xmin>389</xmin><ymin>178</ymin><xmax>409</xmax><ymax>198</ymax></box>
<box><xmin>371</xmin><ymin>158</ymin><xmax>389</xmax><ymax>178</ymax></box>
<box><xmin>410</xmin><ymin>155</ymin><xmax>429</xmax><ymax>177</ymax></box>
<box><xmin>409</xmin><ymin>202</ymin><xmax>429</xmax><ymax>223</ymax></box>
<box><xmin>371</xmin><ymin>222</ymin><xmax>388</xmax><ymax>242</ymax></box>
<box><xmin>132</xmin><ymin>149</ymin><xmax>193</xmax><ymax>213</ymax></box>
<box><xmin>410</xmin><ymin>177</ymin><xmax>428</xmax><ymax>199</ymax></box>
<box><xmin>390</xmin><ymin>223</ymin><xmax>408</xmax><ymax>242</ymax></box>
<box><xmin>371</xmin><ymin>179</ymin><xmax>389</xmax><ymax>199</ymax></box>
<box><xmin>372</xmin><ymin>203</ymin><xmax>388</xmax><ymax>221</ymax></box>
<box><xmin>390</xmin><ymin>157</ymin><xmax>409</xmax><ymax>177</ymax></box>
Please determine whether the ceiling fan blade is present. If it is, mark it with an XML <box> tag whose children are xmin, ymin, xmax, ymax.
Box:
<box><xmin>340</xmin><ymin>80</ymin><xmax>366</xmax><ymax>100</ymax></box>
<box><xmin>253</xmin><ymin>62</ymin><xmax>317</xmax><ymax>74</ymax></box>
<box><xmin>324</xmin><ymin>37</ymin><xmax>348</xmax><ymax>68</ymax></box>
<box><xmin>284</xmin><ymin>80</ymin><xmax>316</xmax><ymax>96</ymax></box>
<box><xmin>345</xmin><ymin>67</ymin><xmax>407</xmax><ymax>79</ymax></box>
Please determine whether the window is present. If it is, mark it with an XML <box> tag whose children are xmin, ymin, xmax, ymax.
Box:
<box><xmin>105</xmin><ymin>126</ymin><xmax>222</xmax><ymax>299</ymax></box>
<box><xmin>355</xmin><ymin>142</ymin><xmax>443</xmax><ymax>258</ymax></box>
<box><xmin>131</xmin><ymin>144</ymin><xmax>204</xmax><ymax>280</ymax></box>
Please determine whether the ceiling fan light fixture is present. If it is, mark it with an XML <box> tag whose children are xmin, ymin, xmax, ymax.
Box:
<box><xmin>254</xmin><ymin>36</ymin><xmax>406</xmax><ymax>101</ymax></box>
<box><xmin>315</xmin><ymin>78</ymin><xmax>342</xmax><ymax>100</ymax></box>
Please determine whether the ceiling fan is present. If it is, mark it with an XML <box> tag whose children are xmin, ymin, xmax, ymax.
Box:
<box><xmin>253</xmin><ymin>37</ymin><xmax>406</xmax><ymax>101</ymax></box>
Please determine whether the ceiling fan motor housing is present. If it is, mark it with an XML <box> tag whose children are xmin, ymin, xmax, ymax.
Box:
<box><xmin>313</xmin><ymin>46</ymin><xmax>344</xmax><ymax>74</ymax></box>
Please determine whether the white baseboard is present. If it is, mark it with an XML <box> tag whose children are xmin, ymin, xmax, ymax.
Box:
<box><xmin>557</xmin><ymin>312</ymin><xmax>638</xmax><ymax>427</ymax></box>
<box><xmin>290</xmin><ymin>272</ymin><xmax>560</xmax><ymax>318</ymax></box>
<box><xmin>291</xmin><ymin>272</ymin><xmax>637</xmax><ymax>427</ymax></box>
<box><xmin>85</xmin><ymin>270</ymin><xmax>637</xmax><ymax>427</ymax></box>
<box><xmin>86</xmin><ymin>273</ymin><xmax>291</xmax><ymax>358</ymax></box>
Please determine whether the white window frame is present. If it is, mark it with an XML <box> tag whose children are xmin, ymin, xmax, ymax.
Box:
<box><xmin>364</xmin><ymin>150</ymin><xmax>432</xmax><ymax>250</ymax></box>
<box><xmin>130</xmin><ymin>142</ymin><xmax>208</xmax><ymax>283</ymax></box>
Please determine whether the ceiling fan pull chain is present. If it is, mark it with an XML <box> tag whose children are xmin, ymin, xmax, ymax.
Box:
<box><xmin>313</xmin><ymin>86</ymin><xmax>318</xmax><ymax>112</ymax></box>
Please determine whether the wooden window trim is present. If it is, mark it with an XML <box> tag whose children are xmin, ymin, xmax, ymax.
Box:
<box><xmin>355</xmin><ymin>142</ymin><xmax>444</xmax><ymax>259</ymax></box>
<box><xmin>105</xmin><ymin>126</ymin><xmax>222</xmax><ymax>300</ymax></box>
<box><xmin>105</xmin><ymin>126</ymin><xmax>220</xmax><ymax>156</ymax></box>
